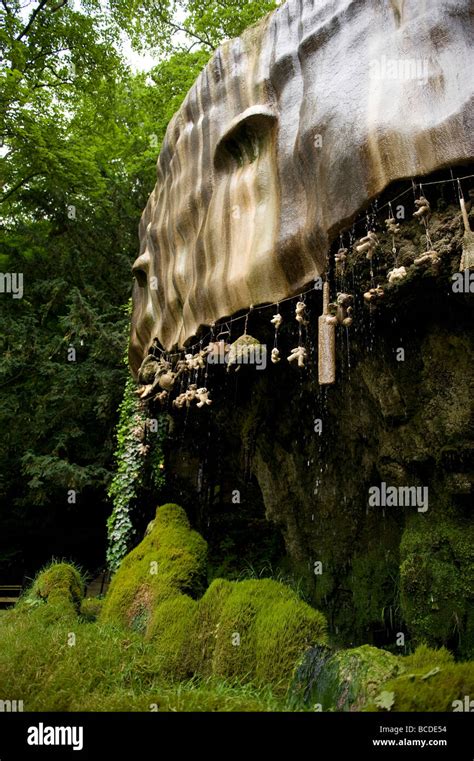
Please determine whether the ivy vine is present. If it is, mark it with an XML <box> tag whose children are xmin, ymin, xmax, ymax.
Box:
<box><xmin>106</xmin><ymin>367</ymin><xmax>167</xmax><ymax>573</ymax></box>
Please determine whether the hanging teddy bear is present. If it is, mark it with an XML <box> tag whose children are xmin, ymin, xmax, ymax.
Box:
<box><xmin>413</xmin><ymin>196</ymin><xmax>431</xmax><ymax>223</ymax></box>
<box><xmin>271</xmin><ymin>313</ymin><xmax>283</xmax><ymax>330</ymax></box>
<box><xmin>287</xmin><ymin>346</ymin><xmax>307</xmax><ymax>368</ymax></box>
<box><xmin>356</xmin><ymin>231</ymin><xmax>379</xmax><ymax>260</ymax></box>
<box><xmin>172</xmin><ymin>393</ymin><xmax>187</xmax><ymax>409</ymax></box>
<box><xmin>196</xmin><ymin>387</ymin><xmax>212</xmax><ymax>408</ymax></box>
<box><xmin>387</xmin><ymin>266</ymin><xmax>407</xmax><ymax>284</ymax></box>
<box><xmin>335</xmin><ymin>292</ymin><xmax>354</xmax><ymax>327</ymax></box>
<box><xmin>271</xmin><ymin>348</ymin><xmax>281</xmax><ymax>364</ymax></box>
<box><xmin>295</xmin><ymin>301</ymin><xmax>308</xmax><ymax>325</ymax></box>
<box><xmin>414</xmin><ymin>250</ymin><xmax>440</xmax><ymax>268</ymax></box>
<box><xmin>363</xmin><ymin>286</ymin><xmax>385</xmax><ymax>302</ymax></box>
<box><xmin>385</xmin><ymin>217</ymin><xmax>400</xmax><ymax>235</ymax></box>
<box><xmin>185</xmin><ymin>384</ymin><xmax>198</xmax><ymax>406</ymax></box>
<box><xmin>335</xmin><ymin>247</ymin><xmax>348</xmax><ymax>276</ymax></box>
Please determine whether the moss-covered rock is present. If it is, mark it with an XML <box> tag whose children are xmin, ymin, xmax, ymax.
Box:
<box><xmin>369</xmin><ymin>659</ymin><xmax>474</xmax><ymax>712</ymax></box>
<box><xmin>290</xmin><ymin>645</ymin><xmax>402</xmax><ymax>711</ymax></box>
<box><xmin>147</xmin><ymin>594</ymin><xmax>197</xmax><ymax>679</ymax></box>
<box><xmin>400</xmin><ymin>515</ymin><xmax>474</xmax><ymax>658</ymax></box>
<box><xmin>25</xmin><ymin>562</ymin><xmax>83</xmax><ymax>611</ymax></box>
<box><xmin>191</xmin><ymin>578</ymin><xmax>327</xmax><ymax>690</ymax></box>
<box><xmin>80</xmin><ymin>597</ymin><xmax>104</xmax><ymax>622</ymax></box>
<box><xmin>100</xmin><ymin>503</ymin><xmax>207</xmax><ymax>633</ymax></box>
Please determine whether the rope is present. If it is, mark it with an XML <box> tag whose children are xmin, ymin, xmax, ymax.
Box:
<box><xmin>150</xmin><ymin>172</ymin><xmax>474</xmax><ymax>360</ymax></box>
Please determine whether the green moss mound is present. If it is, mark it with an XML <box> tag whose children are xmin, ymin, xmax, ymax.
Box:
<box><xmin>100</xmin><ymin>503</ymin><xmax>207</xmax><ymax>633</ymax></box>
<box><xmin>0</xmin><ymin>604</ymin><xmax>283</xmax><ymax>711</ymax></box>
<box><xmin>147</xmin><ymin>594</ymin><xmax>197</xmax><ymax>680</ymax></box>
<box><xmin>17</xmin><ymin>562</ymin><xmax>85</xmax><ymax>623</ymax></box>
<box><xmin>290</xmin><ymin>645</ymin><xmax>401</xmax><ymax>711</ymax></box>
<box><xmin>191</xmin><ymin>578</ymin><xmax>328</xmax><ymax>690</ymax></box>
<box><xmin>400</xmin><ymin>515</ymin><xmax>474</xmax><ymax>658</ymax></box>
<box><xmin>369</xmin><ymin>660</ymin><xmax>474</xmax><ymax>712</ymax></box>
<box><xmin>80</xmin><ymin>597</ymin><xmax>104</xmax><ymax>622</ymax></box>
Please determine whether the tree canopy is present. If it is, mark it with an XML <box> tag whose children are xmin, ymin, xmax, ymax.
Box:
<box><xmin>0</xmin><ymin>0</ymin><xmax>278</xmax><ymax>578</ymax></box>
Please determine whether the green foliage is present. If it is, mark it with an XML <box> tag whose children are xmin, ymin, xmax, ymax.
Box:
<box><xmin>400</xmin><ymin>515</ymin><xmax>474</xmax><ymax>658</ymax></box>
<box><xmin>106</xmin><ymin>374</ymin><xmax>147</xmax><ymax>572</ymax></box>
<box><xmin>80</xmin><ymin>596</ymin><xmax>104</xmax><ymax>622</ymax></box>
<box><xmin>191</xmin><ymin>578</ymin><xmax>328</xmax><ymax>690</ymax></box>
<box><xmin>0</xmin><ymin>603</ymin><xmax>285</xmax><ymax>711</ymax></box>
<box><xmin>101</xmin><ymin>503</ymin><xmax>208</xmax><ymax>630</ymax></box>
<box><xmin>368</xmin><ymin>662</ymin><xmax>474</xmax><ymax>712</ymax></box>
<box><xmin>147</xmin><ymin>594</ymin><xmax>197</xmax><ymax>679</ymax></box>
<box><xmin>289</xmin><ymin>645</ymin><xmax>402</xmax><ymax>711</ymax></box>
<box><xmin>24</xmin><ymin>560</ymin><xmax>85</xmax><ymax>610</ymax></box>
<box><xmin>402</xmin><ymin>644</ymin><xmax>455</xmax><ymax>671</ymax></box>
<box><xmin>101</xmin><ymin>511</ymin><xmax>328</xmax><ymax>690</ymax></box>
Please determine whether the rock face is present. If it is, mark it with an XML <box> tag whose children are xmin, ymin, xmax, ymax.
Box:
<box><xmin>130</xmin><ymin>0</ymin><xmax>473</xmax><ymax>372</ymax></box>
<box><xmin>159</xmin><ymin>197</ymin><xmax>474</xmax><ymax>658</ymax></box>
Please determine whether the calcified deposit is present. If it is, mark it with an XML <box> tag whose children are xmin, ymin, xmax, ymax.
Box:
<box><xmin>130</xmin><ymin>0</ymin><xmax>473</xmax><ymax>371</ymax></box>
<box><xmin>127</xmin><ymin>0</ymin><xmax>474</xmax><ymax>660</ymax></box>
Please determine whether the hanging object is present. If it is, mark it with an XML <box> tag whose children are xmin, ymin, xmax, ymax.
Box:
<box><xmin>271</xmin><ymin>313</ymin><xmax>283</xmax><ymax>329</ymax></box>
<box><xmin>414</xmin><ymin>250</ymin><xmax>440</xmax><ymax>268</ymax></box>
<box><xmin>413</xmin><ymin>196</ymin><xmax>431</xmax><ymax>223</ymax></box>
<box><xmin>318</xmin><ymin>282</ymin><xmax>336</xmax><ymax>385</ymax></box>
<box><xmin>336</xmin><ymin>292</ymin><xmax>353</xmax><ymax>327</ymax></box>
<box><xmin>271</xmin><ymin>347</ymin><xmax>281</xmax><ymax>364</ymax></box>
<box><xmin>335</xmin><ymin>247</ymin><xmax>348</xmax><ymax>277</ymax></box>
<box><xmin>385</xmin><ymin>216</ymin><xmax>400</xmax><ymax>236</ymax></box>
<box><xmin>459</xmin><ymin>186</ymin><xmax>474</xmax><ymax>271</ymax></box>
<box><xmin>356</xmin><ymin>231</ymin><xmax>379</xmax><ymax>260</ymax></box>
<box><xmin>363</xmin><ymin>286</ymin><xmax>384</xmax><ymax>302</ymax></box>
<box><xmin>287</xmin><ymin>346</ymin><xmax>307</xmax><ymax>368</ymax></box>
<box><xmin>226</xmin><ymin>334</ymin><xmax>264</xmax><ymax>372</ymax></box>
<box><xmin>295</xmin><ymin>301</ymin><xmax>308</xmax><ymax>325</ymax></box>
<box><xmin>196</xmin><ymin>388</ymin><xmax>212</xmax><ymax>408</ymax></box>
<box><xmin>387</xmin><ymin>266</ymin><xmax>407</xmax><ymax>284</ymax></box>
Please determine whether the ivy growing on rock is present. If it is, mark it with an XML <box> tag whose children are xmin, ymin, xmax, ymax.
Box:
<box><xmin>106</xmin><ymin>368</ymin><xmax>167</xmax><ymax>573</ymax></box>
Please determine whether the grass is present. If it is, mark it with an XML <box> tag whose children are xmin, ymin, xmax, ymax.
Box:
<box><xmin>0</xmin><ymin>605</ymin><xmax>289</xmax><ymax>712</ymax></box>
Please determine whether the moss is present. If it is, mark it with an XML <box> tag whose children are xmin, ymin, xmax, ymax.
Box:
<box><xmin>17</xmin><ymin>562</ymin><xmax>85</xmax><ymax>622</ymax></box>
<box><xmin>402</xmin><ymin>644</ymin><xmax>454</xmax><ymax>671</ymax></box>
<box><xmin>80</xmin><ymin>597</ymin><xmax>104</xmax><ymax>622</ymax></box>
<box><xmin>368</xmin><ymin>661</ymin><xmax>474</xmax><ymax>712</ymax></box>
<box><xmin>400</xmin><ymin>515</ymin><xmax>474</xmax><ymax>657</ymax></box>
<box><xmin>147</xmin><ymin>594</ymin><xmax>197</xmax><ymax>680</ymax></box>
<box><xmin>190</xmin><ymin>578</ymin><xmax>235</xmax><ymax>676</ymax></box>
<box><xmin>351</xmin><ymin>549</ymin><xmax>400</xmax><ymax>635</ymax></box>
<box><xmin>290</xmin><ymin>645</ymin><xmax>402</xmax><ymax>711</ymax></box>
<box><xmin>100</xmin><ymin>503</ymin><xmax>207</xmax><ymax>632</ymax></box>
<box><xmin>0</xmin><ymin>600</ymin><xmax>285</xmax><ymax>711</ymax></box>
<box><xmin>197</xmin><ymin>578</ymin><xmax>328</xmax><ymax>690</ymax></box>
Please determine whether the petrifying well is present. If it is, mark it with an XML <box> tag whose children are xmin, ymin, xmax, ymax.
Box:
<box><xmin>129</xmin><ymin>0</ymin><xmax>474</xmax><ymax>376</ymax></box>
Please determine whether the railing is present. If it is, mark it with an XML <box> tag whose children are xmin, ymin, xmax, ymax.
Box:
<box><xmin>0</xmin><ymin>584</ymin><xmax>22</xmax><ymax>606</ymax></box>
